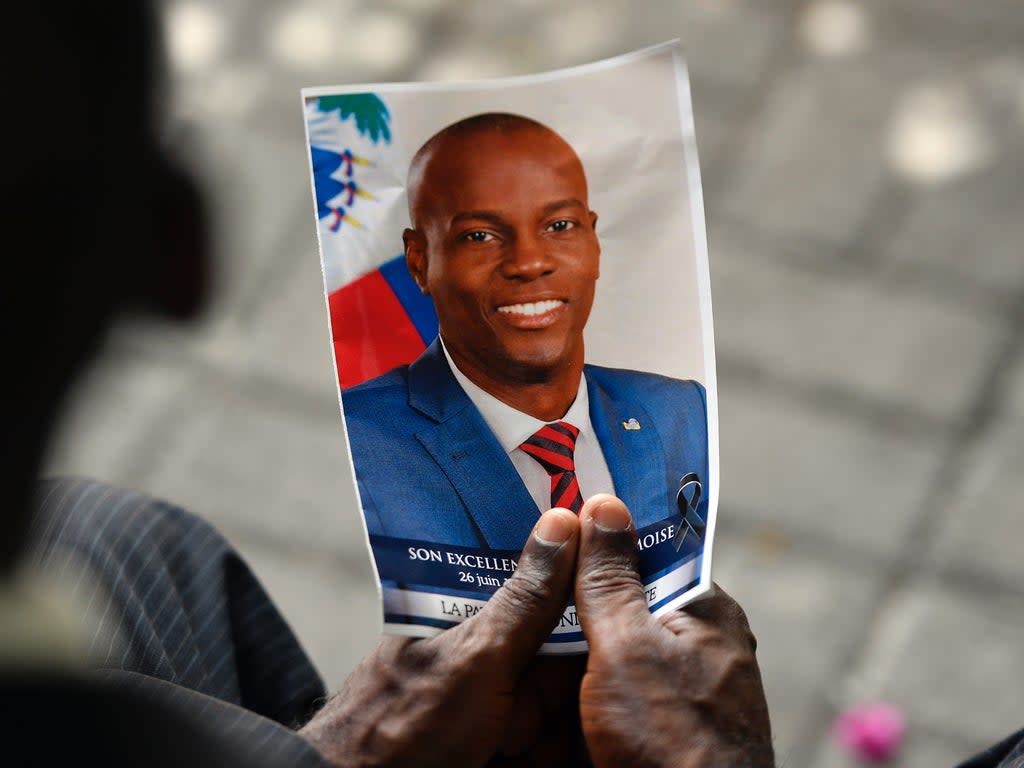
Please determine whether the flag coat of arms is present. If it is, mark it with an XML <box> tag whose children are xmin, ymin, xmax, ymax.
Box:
<box><xmin>304</xmin><ymin>93</ymin><xmax>438</xmax><ymax>388</ymax></box>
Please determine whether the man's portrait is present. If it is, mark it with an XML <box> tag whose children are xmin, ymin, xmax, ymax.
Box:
<box><xmin>303</xmin><ymin>43</ymin><xmax>717</xmax><ymax>636</ymax></box>
<box><xmin>341</xmin><ymin>111</ymin><xmax>709</xmax><ymax>553</ymax></box>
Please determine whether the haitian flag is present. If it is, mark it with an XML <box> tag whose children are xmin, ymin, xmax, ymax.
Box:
<box><xmin>303</xmin><ymin>93</ymin><xmax>438</xmax><ymax>389</ymax></box>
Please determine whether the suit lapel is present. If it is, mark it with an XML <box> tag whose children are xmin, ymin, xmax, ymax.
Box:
<box><xmin>587</xmin><ymin>370</ymin><xmax>668</xmax><ymax>523</ymax></box>
<box><xmin>409</xmin><ymin>342</ymin><xmax>539</xmax><ymax>549</ymax></box>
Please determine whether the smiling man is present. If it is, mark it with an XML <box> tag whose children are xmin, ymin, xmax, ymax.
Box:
<box><xmin>342</xmin><ymin>112</ymin><xmax>709</xmax><ymax>550</ymax></box>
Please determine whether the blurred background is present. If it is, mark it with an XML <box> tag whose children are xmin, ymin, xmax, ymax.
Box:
<box><xmin>44</xmin><ymin>1</ymin><xmax>1024</xmax><ymax>765</ymax></box>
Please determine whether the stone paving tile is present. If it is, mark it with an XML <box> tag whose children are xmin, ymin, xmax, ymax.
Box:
<box><xmin>135</xmin><ymin>125</ymin><xmax>328</xmax><ymax>378</ymax></box>
<box><xmin>871</xmin><ymin>0</ymin><xmax>1024</xmax><ymax>40</ymax></box>
<box><xmin>616</xmin><ymin>0</ymin><xmax>798</xmax><ymax>98</ymax></box>
<box><xmin>220</xmin><ymin>528</ymin><xmax>381</xmax><ymax>691</ymax></box>
<box><xmin>169</xmin><ymin>0</ymin><xmax>425</xmax><ymax>96</ymax></box>
<box><xmin>710</xmin><ymin>225</ymin><xmax>1002</xmax><ymax>425</ymax></box>
<box><xmin>43</xmin><ymin>350</ymin><xmax>193</xmax><ymax>485</ymax></box>
<box><xmin>838</xmin><ymin>579</ymin><xmax>1024</xmax><ymax>750</ymax></box>
<box><xmin>927</xmin><ymin>357</ymin><xmax>1024</xmax><ymax>588</ymax></box>
<box><xmin>712</xmin><ymin>531</ymin><xmax>880</xmax><ymax>767</ymax></box>
<box><xmin>225</xmin><ymin>69</ymin><xmax>323</xmax><ymax>144</ymax></box>
<box><xmin>197</xmin><ymin>212</ymin><xmax>339</xmax><ymax>401</ymax></box>
<box><xmin>414</xmin><ymin>0</ymin><xmax>794</xmax><ymax>101</ymax></box>
<box><xmin>285</xmin><ymin>3</ymin><xmax>426</xmax><ymax>84</ymax></box>
<box><xmin>200</xmin><ymin>127</ymin><xmax>312</xmax><ymax>307</ymax></box>
<box><xmin>716</xmin><ymin>47</ymin><xmax>940</xmax><ymax>249</ymax></box>
<box><xmin>809</xmin><ymin>722</ymin><xmax>984</xmax><ymax>768</ymax></box>
<box><xmin>189</xmin><ymin>159</ymin><xmax>351</xmax><ymax>403</ymax></box>
<box><xmin>689</xmin><ymin>98</ymin><xmax>747</xmax><ymax>209</ymax></box>
<box><xmin>879</xmin><ymin>128</ymin><xmax>1024</xmax><ymax>303</ymax></box>
<box><xmin>801</xmin><ymin>0</ymin><xmax>1024</xmax><ymax>64</ymax></box>
<box><xmin>408</xmin><ymin>1</ymin><xmax>627</xmax><ymax>83</ymax></box>
<box><xmin>455</xmin><ymin>1</ymin><xmax>634</xmax><ymax>73</ymax></box>
<box><xmin>1007</xmin><ymin>352</ymin><xmax>1024</xmax><ymax>416</ymax></box>
<box><xmin>128</xmin><ymin>373</ymin><xmax>368</xmax><ymax>565</ymax></box>
<box><xmin>718</xmin><ymin>377</ymin><xmax>944</xmax><ymax>559</ymax></box>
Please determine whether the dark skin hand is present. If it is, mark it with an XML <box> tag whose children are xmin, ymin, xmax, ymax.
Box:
<box><xmin>574</xmin><ymin>494</ymin><xmax>775</xmax><ymax>768</ymax></box>
<box><xmin>302</xmin><ymin>495</ymin><xmax>773</xmax><ymax>768</ymax></box>
<box><xmin>299</xmin><ymin>507</ymin><xmax>588</xmax><ymax>767</ymax></box>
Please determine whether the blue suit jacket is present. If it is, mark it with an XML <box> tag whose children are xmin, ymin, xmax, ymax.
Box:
<box><xmin>342</xmin><ymin>340</ymin><xmax>709</xmax><ymax>550</ymax></box>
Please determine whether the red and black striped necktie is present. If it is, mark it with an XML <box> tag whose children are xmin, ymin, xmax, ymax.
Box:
<box><xmin>519</xmin><ymin>421</ymin><xmax>584</xmax><ymax>513</ymax></box>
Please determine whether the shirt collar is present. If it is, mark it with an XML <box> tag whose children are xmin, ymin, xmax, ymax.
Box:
<box><xmin>439</xmin><ymin>336</ymin><xmax>591</xmax><ymax>454</ymax></box>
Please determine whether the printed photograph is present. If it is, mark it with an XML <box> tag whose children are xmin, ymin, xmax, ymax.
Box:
<box><xmin>302</xmin><ymin>41</ymin><xmax>718</xmax><ymax>651</ymax></box>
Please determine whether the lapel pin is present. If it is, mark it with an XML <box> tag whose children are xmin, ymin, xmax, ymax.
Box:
<box><xmin>622</xmin><ymin>418</ymin><xmax>641</xmax><ymax>430</ymax></box>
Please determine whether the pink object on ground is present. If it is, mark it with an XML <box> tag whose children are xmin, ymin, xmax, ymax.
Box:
<box><xmin>832</xmin><ymin>702</ymin><xmax>907</xmax><ymax>762</ymax></box>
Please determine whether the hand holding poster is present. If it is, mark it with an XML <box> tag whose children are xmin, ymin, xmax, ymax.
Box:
<box><xmin>301</xmin><ymin>40</ymin><xmax>719</xmax><ymax>653</ymax></box>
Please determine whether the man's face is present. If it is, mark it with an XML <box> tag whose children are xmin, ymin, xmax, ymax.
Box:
<box><xmin>406</xmin><ymin>127</ymin><xmax>600</xmax><ymax>390</ymax></box>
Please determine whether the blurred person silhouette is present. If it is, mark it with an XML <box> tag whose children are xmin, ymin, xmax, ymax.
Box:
<box><xmin>11</xmin><ymin>3</ymin><xmax>1017</xmax><ymax>768</ymax></box>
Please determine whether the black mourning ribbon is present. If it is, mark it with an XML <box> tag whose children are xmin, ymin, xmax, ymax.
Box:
<box><xmin>672</xmin><ymin>472</ymin><xmax>706</xmax><ymax>552</ymax></box>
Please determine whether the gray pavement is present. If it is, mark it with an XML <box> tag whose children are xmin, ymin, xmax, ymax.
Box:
<box><xmin>44</xmin><ymin>1</ymin><xmax>1024</xmax><ymax>765</ymax></box>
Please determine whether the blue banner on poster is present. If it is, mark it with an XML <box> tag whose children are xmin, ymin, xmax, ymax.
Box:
<box><xmin>369</xmin><ymin>515</ymin><xmax>702</xmax><ymax>597</ymax></box>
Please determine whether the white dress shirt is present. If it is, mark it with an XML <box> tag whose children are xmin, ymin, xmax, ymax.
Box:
<box><xmin>440</xmin><ymin>338</ymin><xmax>615</xmax><ymax>513</ymax></box>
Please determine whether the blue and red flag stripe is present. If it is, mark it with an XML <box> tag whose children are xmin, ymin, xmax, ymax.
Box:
<box><xmin>329</xmin><ymin>254</ymin><xmax>439</xmax><ymax>388</ymax></box>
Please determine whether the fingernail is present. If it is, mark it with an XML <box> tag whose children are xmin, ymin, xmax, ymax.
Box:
<box><xmin>590</xmin><ymin>498</ymin><xmax>631</xmax><ymax>531</ymax></box>
<box><xmin>534</xmin><ymin>509</ymin><xmax>574</xmax><ymax>545</ymax></box>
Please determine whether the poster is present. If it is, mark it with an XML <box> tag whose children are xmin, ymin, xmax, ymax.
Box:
<box><xmin>301</xmin><ymin>40</ymin><xmax>718</xmax><ymax>653</ymax></box>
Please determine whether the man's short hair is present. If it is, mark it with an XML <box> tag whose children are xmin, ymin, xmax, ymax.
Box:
<box><xmin>406</xmin><ymin>112</ymin><xmax>561</xmax><ymax>225</ymax></box>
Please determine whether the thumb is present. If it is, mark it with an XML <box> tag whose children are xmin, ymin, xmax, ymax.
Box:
<box><xmin>449</xmin><ymin>507</ymin><xmax>580</xmax><ymax>673</ymax></box>
<box><xmin>574</xmin><ymin>494</ymin><xmax>651</xmax><ymax>652</ymax></box>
